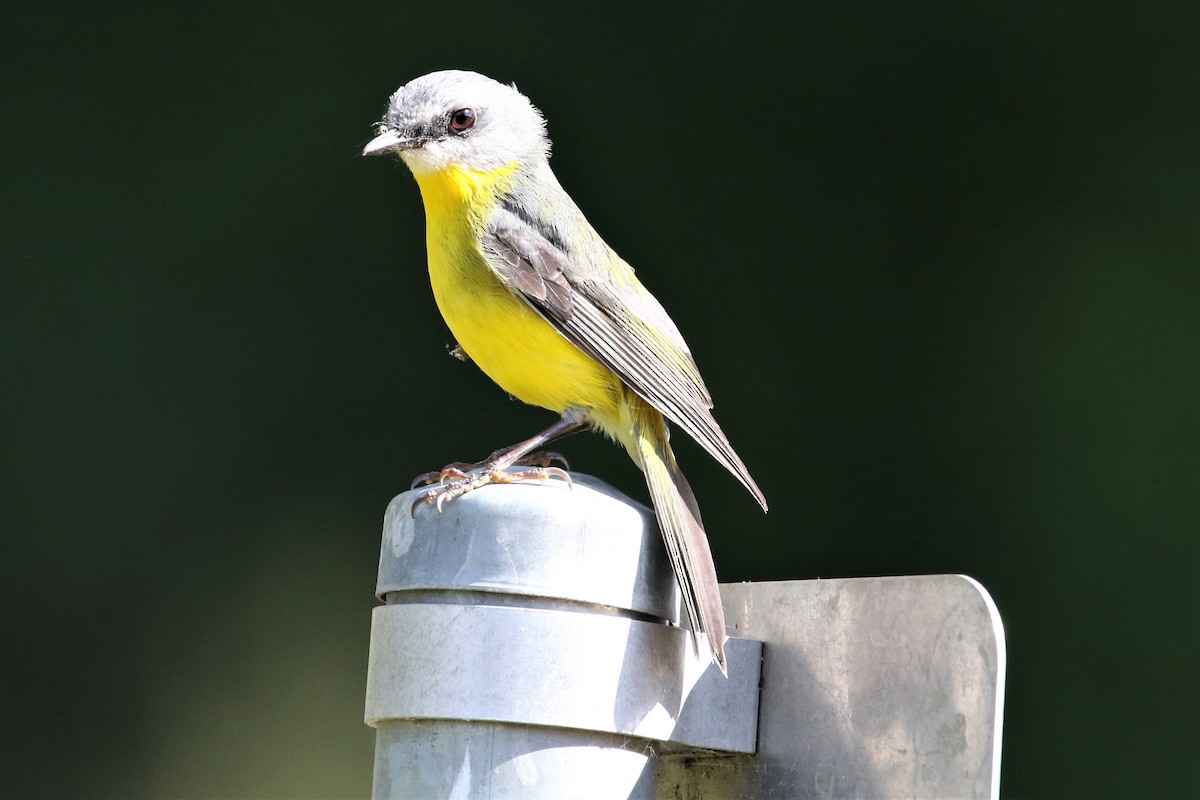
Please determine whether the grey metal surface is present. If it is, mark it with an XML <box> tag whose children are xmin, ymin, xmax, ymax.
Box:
<box><xmin>367</xmin><ymin>476</ymin><xmax>766</xmax><ymax>799</ymax></box>
<box><xmin>366</xmin><ymin>477</ymin><xmax>1005</xmax><ymax>798</ymax></box>
<box><xmin>378</xmin><ymin>473</ymin><xmax>679</xmax><ymax>621</ymax></box>
<box><xmin>366</xmin><ymin>603</ymin><xmax>761</xmax><ymax>753</ymax></box>
<box><xmin>656</xmin><ymin>575</ymin><xmax>1006</xmax><ymax>799</ymax></box>
<box><xmin>373</xmin><ymin>720</ymin><xmax>657</xmax><ymax>800</ymax></box>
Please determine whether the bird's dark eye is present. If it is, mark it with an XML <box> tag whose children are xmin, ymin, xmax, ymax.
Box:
<box><xmin>448</xmin><ymin>108</ymin><xmax>476</xmax><ymax>133</ymax></box>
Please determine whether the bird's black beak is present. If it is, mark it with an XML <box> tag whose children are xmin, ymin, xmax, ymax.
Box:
<box><xmin>362</xmin><ymin>128</ymin><xmax>419</xmax><ymax>157</ymax></box>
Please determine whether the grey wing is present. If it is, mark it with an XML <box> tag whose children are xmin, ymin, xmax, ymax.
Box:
<box><xmin>481</xmin><ymin>206</ymin><xmax>767</xmax><ymax>510</ymax></box>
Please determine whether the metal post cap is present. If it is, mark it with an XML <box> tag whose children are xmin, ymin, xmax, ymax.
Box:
<box><xmin>378</xmin><ymin>471</ymin><xmax>679</xmax><ymax>622</ymax></box>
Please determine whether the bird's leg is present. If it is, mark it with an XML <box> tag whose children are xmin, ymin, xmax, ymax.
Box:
<box><xmin>411</xmin><ymin>411</ymin><xmax>590</xmax><ymax>514</ymax></box>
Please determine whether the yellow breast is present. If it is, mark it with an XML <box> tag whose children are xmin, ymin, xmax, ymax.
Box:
<box><xmin>413</xmin><ymin>164</ymin><xmax>622</xmax><ymax>416</ymax></box>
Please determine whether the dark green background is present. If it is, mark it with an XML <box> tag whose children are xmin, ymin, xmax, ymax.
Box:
<box><xmin>2</xmin><ymin>1</ymin><xmax>1196</xmax><ymax>797</ymax></box>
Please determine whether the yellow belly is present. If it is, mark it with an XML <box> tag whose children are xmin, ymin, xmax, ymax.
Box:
<box><xmin>415</xmin><ymin>165</ymin><xmax>623</xmax><ymax>417</ymax></box>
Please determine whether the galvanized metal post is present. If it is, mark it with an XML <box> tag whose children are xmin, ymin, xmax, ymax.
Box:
<box><xmin>364</xmin><ymin>473</ymin><xmax>1005</xmax><ymax>799</ymax></box>
<box><xmin>365</xmin><ymin>473</ymin><xmax>761</xmax><ymax>799</ymax></box>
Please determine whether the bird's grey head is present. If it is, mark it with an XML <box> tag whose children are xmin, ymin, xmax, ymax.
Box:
<box><xmin>362</xmin><ymin>70</ymin><xmax>550</xmax><ymax>175</ymax></box>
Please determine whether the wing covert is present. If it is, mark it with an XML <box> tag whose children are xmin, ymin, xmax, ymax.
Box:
<box><xmin>480</xmin><ymin>207</ymin><xmax>767</xmax><ymax>510</ymax></box>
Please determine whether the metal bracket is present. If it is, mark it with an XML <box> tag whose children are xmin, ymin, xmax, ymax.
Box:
<box><xmin>366</xmin><ymin>605</ymin><xmax>762</xmax><ymax>754</ymax></box>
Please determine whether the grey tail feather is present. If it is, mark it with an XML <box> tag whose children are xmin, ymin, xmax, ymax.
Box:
<box><xmin>638</xmin><ymin>430</ymin><xmax>728</xmax><ymax>676</ymax></box>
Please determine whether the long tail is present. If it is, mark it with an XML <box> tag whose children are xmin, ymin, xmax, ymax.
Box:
<box><xmin>634</xmin><ymin>415</ymin><xmax>728</xmax><ymax>675</ymax></box>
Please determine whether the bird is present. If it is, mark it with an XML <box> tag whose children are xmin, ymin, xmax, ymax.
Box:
<box><xmin>363</xmin><ymin>70</ymin><xmax>766</xmax><ymax>674</ymax></box>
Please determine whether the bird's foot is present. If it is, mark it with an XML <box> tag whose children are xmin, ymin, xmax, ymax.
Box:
<box><xmin>409</xmin><ymin>463</ymin><xmax>572</xmax><ymax>515</ymax></box>
<box><xmin>409</xmin><ymin>450</ymin><xmax>570</xmax><ymax>489</ymax></box>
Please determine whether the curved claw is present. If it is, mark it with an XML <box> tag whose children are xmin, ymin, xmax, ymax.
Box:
<box><xmin>410</xmin><ymin>461</ymin><xmax>477</xmax><ymax>489</ymax></box>
<box><xmin>539</xmin><ymin>466</ymin><xmax>572</xmax><ymax>486</ymax></box>
<box><xmin>529</xmin><ymin>451</ymin><xmax>570</xmax><ymax>470</ymax></box>
<box><xmin>409</xmin><ymin>490</ymin><xmax>435</xmax><ymax>517</ymax></box>
<box><xmin>438</xmin><ymin>466</ymin><xmax>470</xmax><ymax>485</ymax></box>
<box><xmin>410</xmin><ymin>471</ymin><xmax>439</xmax><ymax>490</ymax></box>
